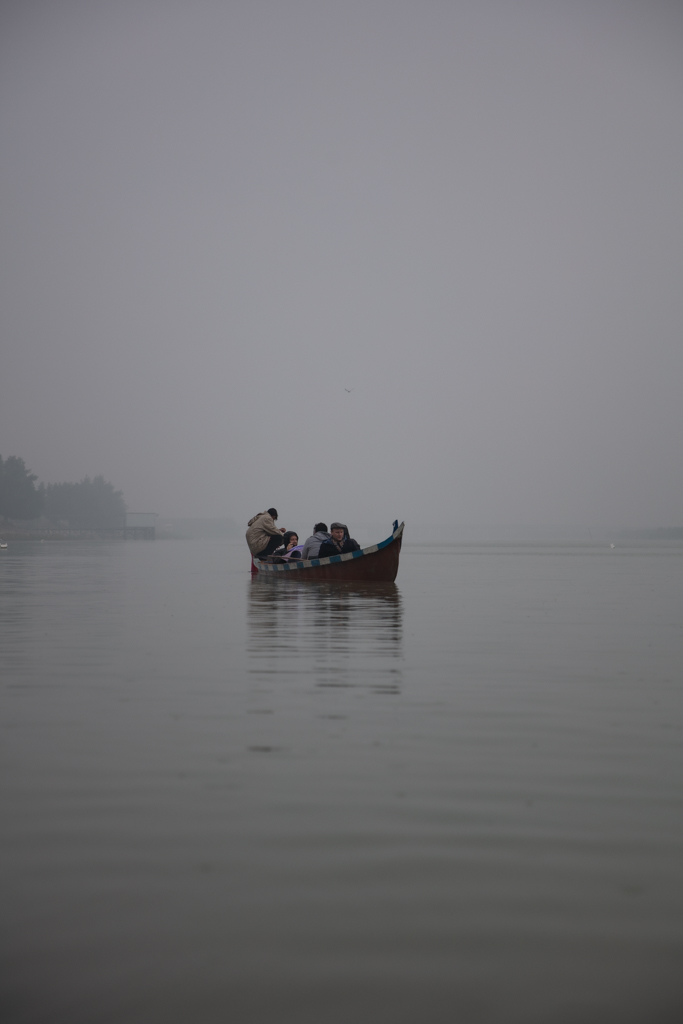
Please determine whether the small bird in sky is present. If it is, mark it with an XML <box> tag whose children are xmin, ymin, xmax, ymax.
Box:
<box><xmin>344</xmin><ymin>388</ymin><xmax>354</xmax><ymax>393</ymax></box>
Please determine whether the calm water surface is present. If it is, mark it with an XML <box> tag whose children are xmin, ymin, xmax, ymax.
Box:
<box><xmin>2</xmin><ymin>538</ymin><xmax>683</xmax><ymax>1023</ymax></box>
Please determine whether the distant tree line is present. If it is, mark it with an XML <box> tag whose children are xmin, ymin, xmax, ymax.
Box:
<box><xmin>0</xmin><ymin>456</ymin><xmax>43</xmax><ymax>520</ymax></box>
<box><xmin>0</xmin><ymin>454</ymin><xmax>126</xmax><ymax>528</ymax></box>
<box><xmin>41</xmin><ymin>477</ymin><xmax>126</xmax><ymax>527</ymax></box>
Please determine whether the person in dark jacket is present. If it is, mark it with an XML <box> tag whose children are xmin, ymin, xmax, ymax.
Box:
<box><xmin>274</xmin><ymin>531</ymin><xmax>300</xmax><ymax>557</ymax></box>
<box><xmin>318</xmin><ymin>522</ymin><xmax>360</xmax><ymax>558</ymax></box>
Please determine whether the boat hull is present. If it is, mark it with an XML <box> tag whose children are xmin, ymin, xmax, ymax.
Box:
<box><xmin>254</xmin><ymin>522</ymin><xmax>404</xmax><ymax>583</ymax></box>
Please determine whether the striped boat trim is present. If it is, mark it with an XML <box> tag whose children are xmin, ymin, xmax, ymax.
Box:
<box><xmin>254</xmin><ymin>522</ymin><xmax>404</xmax><ymax>573</ymax></box>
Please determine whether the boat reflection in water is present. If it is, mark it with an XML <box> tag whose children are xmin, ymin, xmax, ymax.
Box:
<box><xmin>248</xmin><ymin>578</ymin><xmax>403</xmax><ymax>696</ymax></box>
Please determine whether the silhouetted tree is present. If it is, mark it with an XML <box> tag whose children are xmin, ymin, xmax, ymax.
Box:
<box><xmin>43</xmin><ymin>476</ymin><xmax>126</xmax><ymax>528</ymax></box>
<box><xmin>0</xmin><ymin>455</ymin><xmax>44</xmax><ymax>520</ymax></box>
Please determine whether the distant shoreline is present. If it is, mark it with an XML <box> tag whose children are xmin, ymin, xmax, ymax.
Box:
<box><xmin>0</xmin><ymin>527</ymin><xmax>161</xmax><ymax>541</ymax></box>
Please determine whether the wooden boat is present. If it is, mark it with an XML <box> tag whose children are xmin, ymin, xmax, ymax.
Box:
<box><xmin>253</xmin><ymin>521</ymin><xmax>404</xmax><ymax>582</ymax></box>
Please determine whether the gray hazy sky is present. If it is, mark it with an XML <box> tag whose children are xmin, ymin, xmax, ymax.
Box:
<box><xmin>1</xmin><ymin>0</ymin><xmax>682</xmax><ymax>527</ymax></box>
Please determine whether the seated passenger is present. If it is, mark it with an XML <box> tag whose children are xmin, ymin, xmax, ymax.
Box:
<box><xmin>246</xmin><ymin>508</ymin><xmax>286</xmax><ymax>559</ymax></box>
<box><xmin>301</xmin><ymin>523</ymin><xmax>331</xmax><ymax>560</ymax></box>
<box><xmin>274</xmin><ymin>531</ymin><xmax>300</xmax><ymax>556</ymax></box>
<box><xmin>284</xmin><ymin>533</ymin><xmax>302</xmax><ymax>557</ymax></box>
<box><xmin>318</xmin><ymin>522</ymin><xmax>360</xmax><ymax>558</ymax></box>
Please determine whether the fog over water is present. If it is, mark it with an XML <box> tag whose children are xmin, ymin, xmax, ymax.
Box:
<box><xmin>3</xmin><ymin>7</ymin><xmax>683</xmax><ymax>1018</ymax></box>
<box><xmin>1</xmin><ymin>0</ymin><xmax>683</xmax><ymax>528</ymax></box>
<box><xmin>3</xmin><ymin>538</ymin><xmax>683</xmax><ymax>1022</ymax></box>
